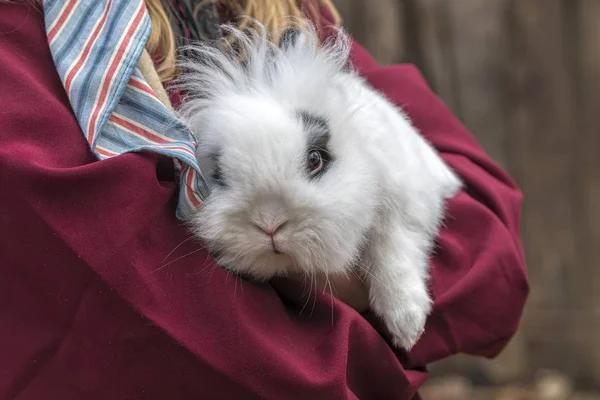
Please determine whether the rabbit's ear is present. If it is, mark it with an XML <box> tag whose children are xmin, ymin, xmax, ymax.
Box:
<box><xmin>279</xmin><ymin>27</ymin><xmax>301</xmax><ymax>49</ymax></box>
<box><xmin>279</xmin><ymin>26</ymin><xmax>312</xmax><ymax>51</ymax></box>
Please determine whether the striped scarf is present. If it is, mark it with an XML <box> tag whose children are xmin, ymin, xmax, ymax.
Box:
<box><xmin>43</xmin><ymin>0</ymin><xmax>211</xmax><ymax>220</ymax></box>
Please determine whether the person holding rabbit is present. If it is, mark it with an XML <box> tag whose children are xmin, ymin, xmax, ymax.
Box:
<box><xmin>0</xmin><ymin>1</ymin><xmax>528</xmax><ymax>398</ymax></box>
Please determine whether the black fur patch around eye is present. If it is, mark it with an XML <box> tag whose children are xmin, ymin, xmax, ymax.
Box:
<box><xmin>297</xmin><ymin>110</ymin><xmax>329</xmax><ymax>136</ymax></box>
<box><xmin>211</xmin><ymin>153</ymin><xmax>226</xmax><ymax>187</ymax></box>
<box><xmin>296</xmin><ymin>110</ymin><xmax>334</xmax><ymax>177</ymax></box>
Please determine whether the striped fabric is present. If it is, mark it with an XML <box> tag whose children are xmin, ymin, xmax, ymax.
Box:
<box><xmin>43</xmin><ymin>0</ymin><xmax>208</xmax><ymax>220</ymax></box>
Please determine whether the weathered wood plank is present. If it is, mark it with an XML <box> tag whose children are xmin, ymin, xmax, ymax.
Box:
<box><xmin>578</xmin><ymin>0</ymin><xmax>600</xmax><ymax>381</ymax></box>
<box><xmin>411</xmin><ymin>0</ymin><xmax>463</xmax><ymax>116</ymax></box>
<box><xmin>508</xmin><ymin>0</ymin><xmax>579</xmax><ymax>310</ymax></box>
<box><xmin>444</xmin><ymin>0</ymin><xmax>512</xmax><ymax>168</ymax></box>
<box><xmin>506</xmin><ymin>0</ymin><xmax>592</xmax><ymax>381</ymax></box>
<box><xmin>358</xmin><ymin>0</ymin><xmax>404</xmax><ymax>66</ymax></box>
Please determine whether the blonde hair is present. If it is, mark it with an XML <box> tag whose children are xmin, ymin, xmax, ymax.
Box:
<box><xmin>145</xmin><ymin>0</ymin><xmax>341</xmax><ymax>82</ymax></box>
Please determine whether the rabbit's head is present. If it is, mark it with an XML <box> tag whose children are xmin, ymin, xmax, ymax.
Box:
<box><xmin>177</xmin><ymin>24</ymin><xmax>381</xmax><ymax>279</ymax></box>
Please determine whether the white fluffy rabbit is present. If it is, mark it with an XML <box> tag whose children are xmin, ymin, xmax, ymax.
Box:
<box><xmin>176</xmin><ymin>23</ymin><xmax>461</xmax><ymax>350</ymax></box>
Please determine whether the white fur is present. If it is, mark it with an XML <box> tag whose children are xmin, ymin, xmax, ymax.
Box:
<box><xmin>176</xmin><ymin>23</ymin><xmax>462</xmax><ymax>349</ymax></box>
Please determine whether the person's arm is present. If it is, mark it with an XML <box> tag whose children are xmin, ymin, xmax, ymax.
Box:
<box><xmin>0</xmin><ymin>4</ymin><xmax>436</xmax><ymax>399</ymax></box>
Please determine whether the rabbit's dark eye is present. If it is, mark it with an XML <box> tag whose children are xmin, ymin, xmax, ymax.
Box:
<box><xmin>297</xmin><ymin>110</ymin><xmax>333</xmax><ymax>178</ymax></box>
<box><xmin>307</xmin><ymin>149</ymin><xmax>325</xmax><ymax>175</ymax></box>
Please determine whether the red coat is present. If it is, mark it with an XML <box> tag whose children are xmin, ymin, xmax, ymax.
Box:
<box><xmin>0</xmin><ymin>3</ymin><xmax>528</xmax><ymax>399</ymax></box>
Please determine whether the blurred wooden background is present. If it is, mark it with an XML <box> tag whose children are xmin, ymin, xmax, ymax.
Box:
<box><xmin>334</xmin><ymin>0</ymin><xmax>600</xmax><ymax>393</ymax></box>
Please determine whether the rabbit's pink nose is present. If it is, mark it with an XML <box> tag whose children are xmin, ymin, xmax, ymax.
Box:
<box><xmin>255</xmin><ymin>220</ymin><xmax>288</xmax><ymax>237</ymax></box>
